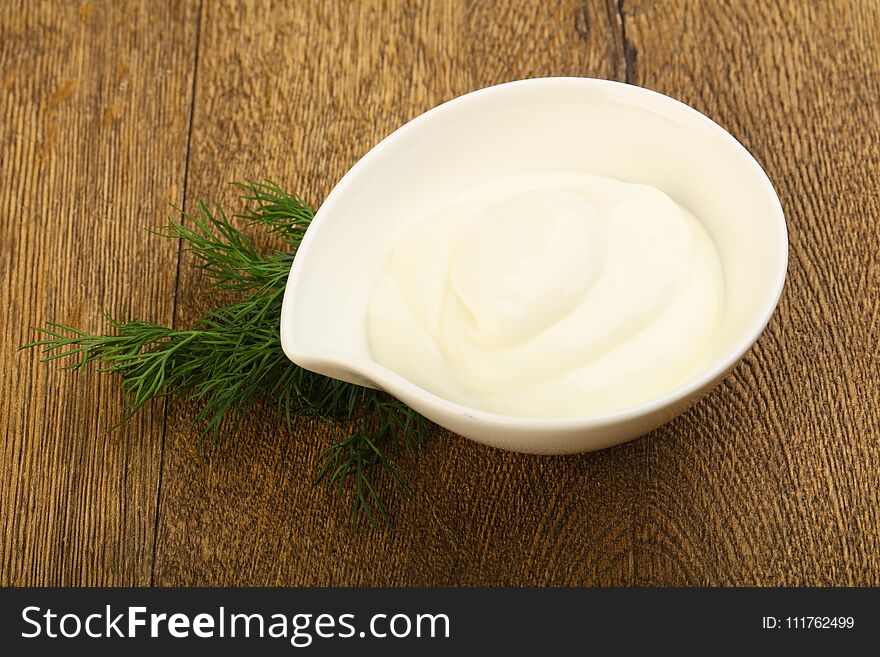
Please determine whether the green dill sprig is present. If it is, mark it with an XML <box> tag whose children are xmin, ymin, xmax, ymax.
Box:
<box><xmin>22</xmin><ymin>181</ymin><xmax>428</xmax><ymax>526</ymax></box>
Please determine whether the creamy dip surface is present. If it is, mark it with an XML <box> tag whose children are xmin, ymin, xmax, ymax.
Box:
<box><xmin>367</xmin><ymin>172</ymin><xmax>724</xmax><ymax>418</ymax></box>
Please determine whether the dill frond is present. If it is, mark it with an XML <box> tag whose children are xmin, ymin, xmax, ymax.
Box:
<box><xmin>22</xmin><ymin>181</ymin><xmax>428</xmax><ymax>527</ymax></box>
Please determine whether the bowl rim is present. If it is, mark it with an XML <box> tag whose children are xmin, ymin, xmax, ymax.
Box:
<box><xmin>281</xmin><ymin>76</ymin><xmax>789</xmax><ymax>430</ymax></box>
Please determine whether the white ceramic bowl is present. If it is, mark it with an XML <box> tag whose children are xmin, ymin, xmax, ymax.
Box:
<box><xmin>280</xmin><ymin>78</ymin><xmax>788</xmax><ymax>454</ymax></box>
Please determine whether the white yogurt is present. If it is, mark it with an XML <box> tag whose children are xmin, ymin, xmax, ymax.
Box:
<box><xmin>367</xmin><ymin>172</ymin><xmax>724</xmax><ymax>418</ymax></box>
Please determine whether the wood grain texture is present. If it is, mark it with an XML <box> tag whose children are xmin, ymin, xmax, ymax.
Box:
<box><xmin>0</xmin><ymin>0</ymin><xmax>198</xmax><ymax>584</ymax></box>
<box><xmin>623</xmin><ymin>0</ymin><xmax>880</xmax><ymax>585</ymax></box>
<box><xmin>152</xmin><ymin>0</ymin><xmax>634</xmax><ymax>587</ymax></box>
<box><xmin>2</xmin><ymin>0</ymin><xmax>878</xmax><ymax>586</ymax></box>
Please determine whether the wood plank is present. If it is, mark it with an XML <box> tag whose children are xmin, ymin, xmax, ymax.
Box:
<box><xmin>152</xmin><ymin>0</ymin><xmax>634</xmax><ymax>586</ymax></box>
<box><xmin>623</xmin><ymin>0</ymin><xmax>880</xmax><ymax>584</ymax></box>
<box><xmin>0</xmin><ymin>0</ymin><xmax>197</xmax><ymax>584</ymax></box>
<box><xmin>8</xmin><ymin>0</ymin><xmax>874</xmax><ymax>587</ymax></box>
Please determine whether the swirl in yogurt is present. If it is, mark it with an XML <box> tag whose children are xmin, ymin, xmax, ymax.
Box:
<box><xmin>367</xmin><ymin>172</ymin><xmax>724</xmax><ymax>418</ymax></box>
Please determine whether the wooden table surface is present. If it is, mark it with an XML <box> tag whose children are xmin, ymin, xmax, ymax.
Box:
<box><xmin>2</xmin><ymin>0</ymin><xmax>878</xmax><ymax>586</ymax></box>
